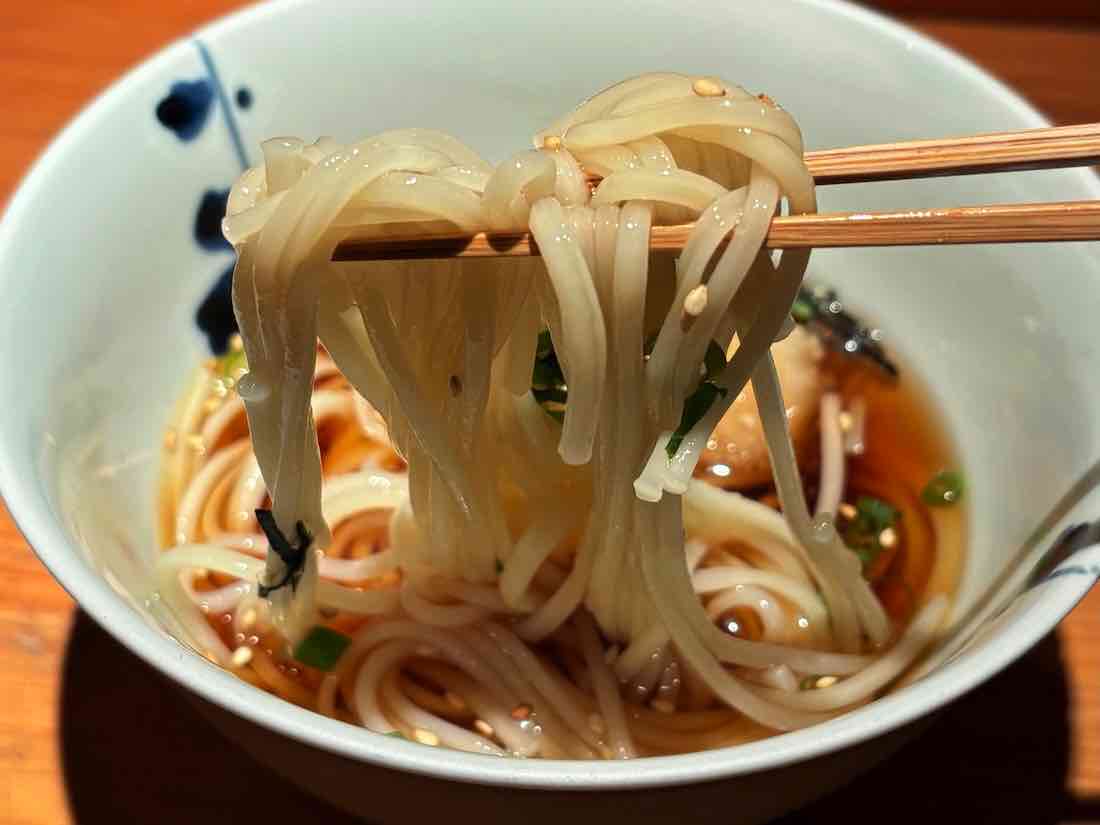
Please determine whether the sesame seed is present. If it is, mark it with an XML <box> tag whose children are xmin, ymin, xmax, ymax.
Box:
<box><xmin>231</xmin><ymin>647</ymin><xmax>254</xmax><ymax>667</ymax></box>
<box><xmin>839</xmin><ymin>503</ymin><xmax>858</xmax><ymax>520</ymax></box>
<box><xmin>692</xmin><ymin>77</ymin><xmax>725</xmax><ymax>97</ymax></box>
<box><xmin>239</xmin><ymin>608</ymin><xmax>258</xmax><ymax>630</ymax></box>
<box><xmin>683</xmin><ymin>284</ymin><xmax>708</xmax><ymax>317</ymax></box>
<box><xmin>413</xmin><ymin>729</ymin><xmax>440</xmax><ymax>746</ymax></box>
<box><xmin>229</xmin><ymin>334</ymin><xmax>244</xmax><ymax>352</ymax></box>
<box><xmin>474</xmin><ymin>719</ymin><xmax>494</xmax><ymax>737</ymax></box>
<box><xmin>815</xmin><ymin>675</ymin><xmax>838</xmax><ymax>689</ymax></box>
<box><xmin>879</xmin><ymin>527</ymin><xmax>898</xmax><ymax>548</ymax></box>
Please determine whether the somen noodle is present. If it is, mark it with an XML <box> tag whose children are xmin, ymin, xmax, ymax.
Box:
<box><xmin>154</xmin><ymin>73</ymin><xmax>962</xmax><ymax>758</ymax></box>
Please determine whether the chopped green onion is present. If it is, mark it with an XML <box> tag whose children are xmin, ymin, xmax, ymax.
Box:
<box><xmin>856</xmin><ymin>496</ymin><xmax>898</xmax><ymax>532</ymax></box>
<box><xmin>385</xmin><ymin>730</ymin><xmax>406</xmax><ymax>739</ymax></box>
<box><xmin>790</xmin><ymin>296</ymin><xmax>816</xmax><ymax>324</ymax></box>
<box><xmin>534</xmin><ymin>329</ymin><xmax>729</xmax><ymax>451</ymax></box>
<box><xmin>800</xmin><ymin>675</ymin><xmax>819</xmax><ymax>691</ymax></box>
<box><xmin>665</xmin><ymin>340</ymin><xmax>729</xmax><ymax>458</ymax></box>
<box><xmin>535</xmin><ymin>329</ymin><xmax>554</xmax><ymax>360</ymax></box>
<box><xmin>293</xmin><ymin>626</ymin><xmax>352</xmax><ymax>671</ymax></box>
<box><xmin>217</xmin><ymin>347</ymin><xmax>247</xmax><ymax>379</ymax></box>
<box><xmin>922</xmin><ymin>470</ymin><xmax>965</xmax><ymax>506</ymax></box>
<box><xmin>840</xmin><ymin>496</ymin><xmax>900</xmax><ymax>569</ymax></box>
<box><xmin>532</xmin><ymin>329</ymin><xmax>568</xmax><ymax>422</ymax></box>
<box><xmin>531</xmin><ymin>358</ymin><xmax>560</xmax><ymax>391</ymax></box>
<box><xmin>666</xmin><ymin>380</ymin><xmax>727</xmax><ymax>458</ymax></box>
<box><xmin>703</xmin><ymin>339</ymin><xmax>727</xmax><ymax>380</ymax></box>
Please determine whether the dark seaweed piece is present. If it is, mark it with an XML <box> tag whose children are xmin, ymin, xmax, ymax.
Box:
<box><xmin>793</xmin><ymin>285</ymin><xmax>898</xmax><ymax>378</ymax></box>
<box><xmin>255</xmin><ymin>509</ymin><xmax>313</xmax><ymax>598</ymax></box>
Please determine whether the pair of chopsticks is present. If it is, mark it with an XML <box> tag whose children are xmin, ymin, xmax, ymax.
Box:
<box><xmin>333</xmin><ymin>123</ymin><xmax>1100</xmax><ymax>262</ymax></box>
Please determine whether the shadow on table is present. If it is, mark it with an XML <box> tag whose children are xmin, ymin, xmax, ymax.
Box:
<box><xmin>58</xmin><ymin>610</ymin><xmax>1098</xmax><ymax>824</ymax></box>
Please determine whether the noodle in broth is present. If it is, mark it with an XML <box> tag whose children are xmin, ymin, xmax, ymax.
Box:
<box><xmin>154</xmin><ymin>73</ymin><xmax>963</xmax><ymax>758</ymax></box>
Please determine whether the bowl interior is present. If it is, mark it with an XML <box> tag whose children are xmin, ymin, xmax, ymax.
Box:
<box><xmin>2</xmin><ymin>0</ymin><xmax>1099</xmax><ymax>789</ymax></box>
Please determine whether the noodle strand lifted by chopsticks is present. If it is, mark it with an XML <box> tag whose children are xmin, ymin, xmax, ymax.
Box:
<box><xmin>151</xmin><ymin>73</ymin><xmax>945</xmax><ymax>758</ymax></box>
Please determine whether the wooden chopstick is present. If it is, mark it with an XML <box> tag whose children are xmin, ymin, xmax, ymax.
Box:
<box><xmin>333</xmin><ymin>200</ymin><xmax>1100</xmax><ymax>261</ymax></box>
<box><xmin>804</xmin><ymin>123</ymin><xmax>1100</xmax><ymax>184</ymax></box>
<box><xmin>332</xmin><ymin>123</ymin><xmax>1100</xmax><ymax>262</ymax></box>
<box><xmin>766</xmin><ymin>199</ymin><xmax>1100</xmax><ymax>248</ymax></box>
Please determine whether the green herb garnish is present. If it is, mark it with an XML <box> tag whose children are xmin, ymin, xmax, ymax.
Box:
<box><xmin>535</xmin><ymin>329</ymin><xmax>554</xmax><ymax>360</ymax></box>
<box><xmin>217</xmin><ymin>346</ymin><xmax>247</xmax><ymax>380</ymax></box>
<box><xmin>293</xmin><ymin>625</ymin><xmax>352</xmax><ymax>671</ymax></box>
<box><xmin>385</xmin><ymin>731</ymin><xmax>406</xmax><ymax>739</ymax></box>
<box><xmin>666</xmin><ymin>380</ymin><xmax>727</xmax><ymax>458</ymax></box>
<box><xmin>664</xmin><ymin>339</ymin><xmax>730</xmax><ymax>459</ymax></box>
<box><xmin>922</xmin><ymin>470</ymin><xmax>965</xmax><ymax>506</ymax></box>
<box><xmin>533</xmin><ymin>330</ymin><xmax>729</xmax><ymax>451</ymax></box>
<box><xmin>790</xmin><ymin>294</ymin><xmax>817</xmax><ymax>324</ymax></box>
<box><xmin>799</xmin><ymin>675</ymin><xmax>820</xmax><ymax>691</ymax></box>
<box><xmin>255</xmin><ymin>509</ymin><xmax>313</xmax><ymax>598</ymax></box>
<box><xmin>531</xmin><ymin>330</ymin><xmax>568</xmax><ymax>422</ymax></box>
<box><xmin>841</xmin><ymin>496</ymin><xmax>900</xmax><ymax>568</ymax></box>
<box><xmin>702</xmin><ymin>339</ymin><xmax>727</xmax><ymax>380</ymax></box>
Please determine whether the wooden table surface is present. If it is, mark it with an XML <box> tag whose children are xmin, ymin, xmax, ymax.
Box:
<box><xmin>1</xmin><ymin>3</ymin><xmax>1098</xmax><ymax>823</ymax></box>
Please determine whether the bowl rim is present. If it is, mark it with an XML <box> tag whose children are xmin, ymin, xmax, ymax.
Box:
<box><xmin>2</xmin><ymin>0</ymin><xmax>1098</xmax><ymax>791</ymax></box>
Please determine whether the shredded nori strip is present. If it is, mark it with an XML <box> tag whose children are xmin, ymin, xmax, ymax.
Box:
<box><xmin>793</xmin><ymin>285</ymin><xmax>898</xmax><ymax>378</ymax></box>
<box><xmin>255</xmin><ymin>508</ymin><xmax>313</xmax><ymax>597</ymax></box>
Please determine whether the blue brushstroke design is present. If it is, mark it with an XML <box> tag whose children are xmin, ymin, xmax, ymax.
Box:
<box><xmin>236</xmin><ymin>87</ymin><xmax>254</xmax><ymax>110</ymax></box>
<box><xmin>189</xmin><ymin>38</ymin><xmax>251</xmax><ymax>353</ymax></box>
<box><xmin>195</xmin><ymin>189</ymin><xmax>232</xmax><ymax>252</ymax></box>
<box><xmin>1042</xmin><ymin>564</ymin><xmax>1100</xmax><ymax>582</ymax></box>
<box><xmin>196</xmin><ymin>263</ymin><xmax>237</xmax><ymax>354</ymax></box>
<box><xmin>155</xmin><ymin>79</ymin><xmax>214</xmax><ymax>141</ymax></box>
<box><xmin>193</xmin><ymin>38</ymin><xmax>249</xmax><ymax>171</ymax></box>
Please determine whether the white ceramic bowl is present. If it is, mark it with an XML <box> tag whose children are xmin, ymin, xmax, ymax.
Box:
<box><xmin>2</xmin><ymin>1</ymin><xmax>1098</xmax><ymax>822</ymax></box>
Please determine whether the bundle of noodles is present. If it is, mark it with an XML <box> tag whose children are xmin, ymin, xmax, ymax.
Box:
<box><xmin>155</xmin><ymin>73</ymin><xmax>948</xmax><ymax>753</ymax></box>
